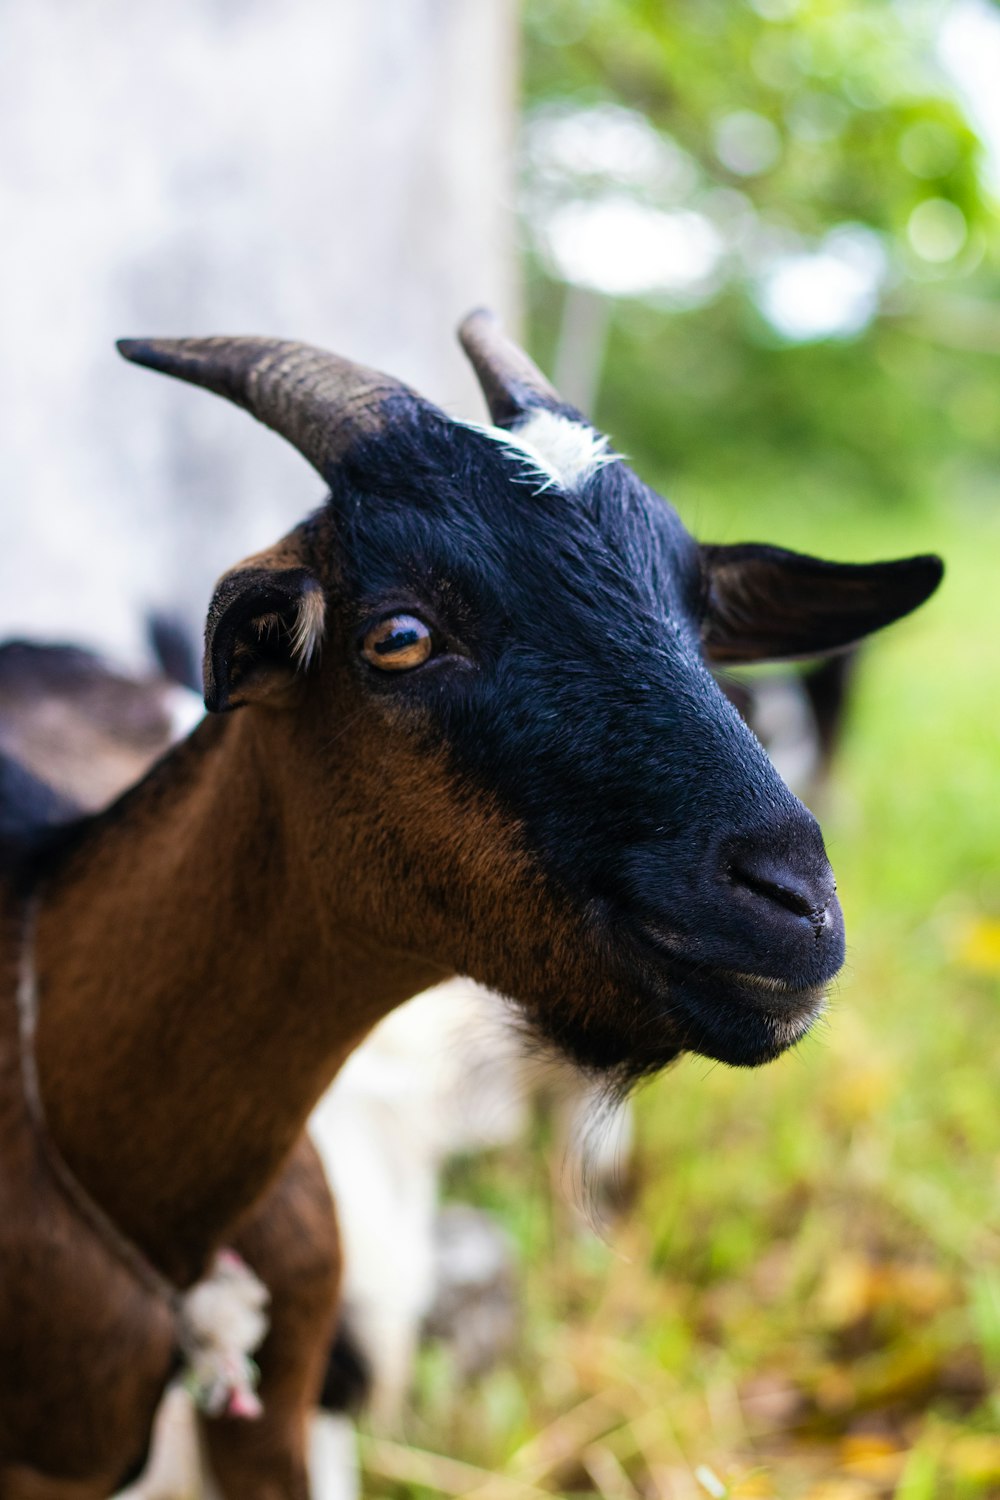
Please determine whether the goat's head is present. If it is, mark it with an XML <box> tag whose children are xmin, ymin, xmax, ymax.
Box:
<box><xmin>118</xmin><ymin>318</ymin><xmax>941</xmax><ymax>1085</ymax></box>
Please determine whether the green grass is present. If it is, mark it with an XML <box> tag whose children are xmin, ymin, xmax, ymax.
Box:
<box><xmin>361</xmin><ymin>495</ymin><xmax>1000</xmax><ymax>1500</ymax></box>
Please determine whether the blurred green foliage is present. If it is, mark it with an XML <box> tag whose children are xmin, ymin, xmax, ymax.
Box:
<box><xmin>521</xmin><ymin>0</ymin><xmax>1000</xmax><ymax>523</ymax></box>
<box><xmin>524</xmin><ymin>0</ymin><xmax>989</xmax><ymax>238</ymax></box>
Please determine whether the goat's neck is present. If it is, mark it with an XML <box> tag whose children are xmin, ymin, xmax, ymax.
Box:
<box><xmin>31</xmin><ymin>712</ymin><xmax>444</xmax><ymax>1286</ymax></box>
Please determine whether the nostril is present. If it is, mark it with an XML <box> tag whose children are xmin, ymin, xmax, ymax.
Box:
<box><xmin>726</xmin><ymin>855</ymin><xmax>834</xmax><ymax>922</ymax></box>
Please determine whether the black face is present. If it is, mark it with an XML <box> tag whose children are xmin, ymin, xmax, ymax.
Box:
<box><xmin>328</xmin><ymin>409</ymin><xmax>845</xmax><ymax>1079</ymax></box>
<box><xmin>118</xmin><ymin>328</ymin><xmax>940</xmax><ymax>1085</ymax></box>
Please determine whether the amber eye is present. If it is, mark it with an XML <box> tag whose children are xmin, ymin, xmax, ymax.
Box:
<box><xmin>362</xmin><ymin>614</ymin><xmax>434</xmax><ymax>672</ymax></box>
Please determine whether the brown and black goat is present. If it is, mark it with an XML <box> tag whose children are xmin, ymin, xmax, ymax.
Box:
<box><xmin>0</xmin><ymin>314</ymin><xmax>942</xmax><ymax>1498</ymax></box>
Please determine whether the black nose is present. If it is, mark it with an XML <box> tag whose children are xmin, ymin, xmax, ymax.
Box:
<box><xmin>708</xmin><ymin>817</ymin><xmax>844</xmax><ymax>987</ymax></box>
<box><xmin>616</xmin><ymin>806</ymin><xmax>844</xmax><ymax>993</ymax></box>
<box><xmin>727</xmin><ymin>846</ymin><xmax>835</xmax><ymax>926</ymax></box>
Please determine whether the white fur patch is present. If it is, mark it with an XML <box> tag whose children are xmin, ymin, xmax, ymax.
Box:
<box><xmin>469</xmin><ymin>410</ymin><xmax>617</xmax><ymax>493</ymax></box>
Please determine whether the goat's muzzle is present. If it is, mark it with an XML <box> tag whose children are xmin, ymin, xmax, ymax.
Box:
<box><xmin>603</xmin><ymin>811</ymin><xmax>843</xmax><ymax>1068</ymax></box>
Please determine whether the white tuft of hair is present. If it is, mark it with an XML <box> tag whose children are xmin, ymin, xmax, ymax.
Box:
<box><xmin>468</xmin><ymin>410</ymin><xmax>618</xmax><ymax>493</ymax></box>
<box><xmin>291</xmin><ymin>584</ymin><xmax>326</xmax><ymax>669</ymax></box>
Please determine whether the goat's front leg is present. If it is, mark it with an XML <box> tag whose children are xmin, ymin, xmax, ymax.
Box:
<box><xmin>201</xmin><ymin>1137</ymin><xmax>341</xmax><ymax>1500</ymax></box>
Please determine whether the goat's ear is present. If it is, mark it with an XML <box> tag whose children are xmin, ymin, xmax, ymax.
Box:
<box><xmin>700</xmin><ymin>543</ymin><xmax>943</xmax><ymax>665</ymax></box>
<box><xmin>204</xmin><ymin>530</ymin><xmax>326</xmax><ymax>712</ymax></box>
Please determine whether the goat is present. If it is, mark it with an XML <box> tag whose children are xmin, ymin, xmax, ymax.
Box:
<box><xmin>0</xmin><ymin>313</ymin><xmax>941</xmax><ymax>1497</ymax></box>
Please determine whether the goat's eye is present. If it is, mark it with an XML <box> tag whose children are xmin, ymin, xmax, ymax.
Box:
<box><xmin>362</xmin><ymin>615</ymin><xmax>434</xmax><ymax>671</ymax></box>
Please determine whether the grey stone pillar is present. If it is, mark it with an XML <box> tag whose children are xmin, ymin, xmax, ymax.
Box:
<box><xmin>0</xmin><ymin>0</ymin><xmax>518</xmax><ymax>662</ymax></box>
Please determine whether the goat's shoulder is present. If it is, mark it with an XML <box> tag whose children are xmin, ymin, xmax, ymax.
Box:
<box><xmin>0</xmin><ymin>892</ymin><xmax>175</xmax><ymax>1479</ymax></box>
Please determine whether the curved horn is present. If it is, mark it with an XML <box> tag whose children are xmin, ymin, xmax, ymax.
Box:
<box><xmin>116</xmin><ymin>336</ymin><xmax>415</xmax><ymax>479</ymax></box>
<box><xmin>458</xmin><ymin>308</ymin><xmax>561</xmax><ymax>428</ymax></box>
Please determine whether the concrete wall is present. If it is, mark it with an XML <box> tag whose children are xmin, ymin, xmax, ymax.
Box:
<box><xmin>0</xmin><ymin>0</ymin><xmax>518</xmax><ymax>663</ymax></box>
